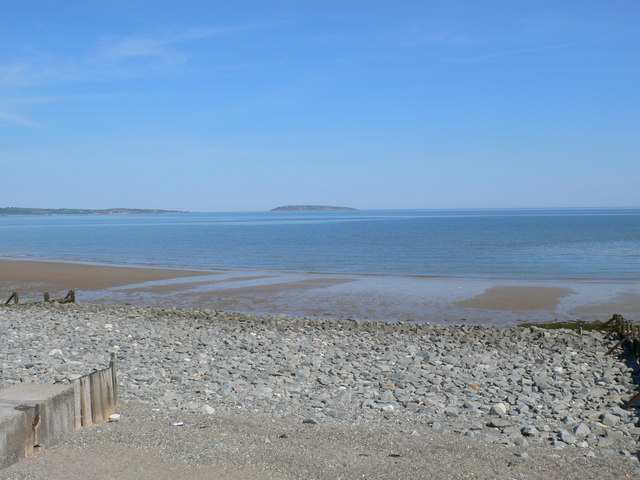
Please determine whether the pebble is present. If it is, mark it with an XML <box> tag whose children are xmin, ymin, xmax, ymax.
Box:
<box><xmin>521</xmin><ymin>426</ymin><xmax>539</xmax><ymax>436</ymax></box>
<box><xmin>598</xmin><ymin>437</ymin><xmax>615</xmax><ymax>447</ymax></box>
<box><xmin>488</xmin><ymin>418</ymin><xmax>511</xmax><ymax>428</ymax></box>
<box><xmin>559</xmin><ymin>430</ymin><xmax>577</xmax><ymax>445</ymax></box>
<box><xmin>201</xmin><ymin>405</ymin><xmax>216</xmax><ymax>415</ymax></box>
<box><xmin>490</xmin><ymin>403</ymin><xmax>508</xmax><ymax>416</ymax></box>
<box><xmin>600</xmin><ymin>413</ymin><xmax>620</xmax><ymax>427</ymax></box>
<box><xmin>0</xmin><ymin>303</ymin><xmax>637</xmax><ymax>459</ymax></box>
<box><xmin>574</xmin><ymin>423</ymin><xmax>590</xmax><ymax>437</ymax></box>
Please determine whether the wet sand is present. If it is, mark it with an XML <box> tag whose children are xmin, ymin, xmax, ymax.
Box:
<box><xmin>0</xmin><ymin>259</ymin><xmax>212</xmax><ymax>293</ymax></box>
<box><xmin>1</xmin><ymin>259</ymin><xmax>639</xmax><ymax>325</ymax></box>
<box><xmin>455</xmin><ymin>286</ymin><xmax>576</xmax><ymax>311</ymax></box>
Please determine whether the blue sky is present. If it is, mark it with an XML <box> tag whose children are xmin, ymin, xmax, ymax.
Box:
<box><xmin>1</xmin><ymin>1</ymin><xmax>638</xmax><ymax>211</ymax></box>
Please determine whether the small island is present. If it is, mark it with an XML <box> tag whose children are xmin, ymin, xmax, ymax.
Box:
<box><xmin>271</xmin><ymin>205</ymin><xmax>357</xmax><ymax>212</ymax></box>
<box><xmin>0</xmin><ymin>207</ymin><xmax>187</xmax><ymax>216</ymax></box>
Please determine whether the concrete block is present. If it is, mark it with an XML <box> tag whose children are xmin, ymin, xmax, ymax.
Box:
<box><xmin>0</xmin><ymin>383</ymin><xmax>75</xmax><ymax>468</ymax></box>
<box><xmin>0</xmin><ymin>404</ymin><xmax>37</xmax><ymax>469</ymax></box>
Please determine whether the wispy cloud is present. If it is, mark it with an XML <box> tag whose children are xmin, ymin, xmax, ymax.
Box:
<box><xmin>0</xmin><ymin>58</ymin><xmax>81</xmax><ymax>87</ymax></box>
<box><xmin>0</xmin><ymin>63</ymin><xmax>32</xmax><ymax>86</ymax></box>
<box><xmin>406</xmin><ymin>30</ymin><xmax>482</xmax><ymax>47</ymax></box>
<box><xmin>519</xmin><ymin>12</ymin><xmax>575</xmax><ymax>38</ymax></box>
<box><xmin>101</xmin><ymin>24</ymin><xmax>263</xmax><ymax>61</ymax></box>
<box><xmin>0</xmin><ymin>23</ymin><xmax>270</xmax><ymax>87</ymax></box>
<box><xmin>463</xmin><ymin>41</ymin><xmax>589</xmax><ymax>63</ymax></box>
<box><xmin>1</xmin><ymin>95</ymin><xmax>74</xmax><ymax>104</ymax></box>
<box><xmin>0</xmin><ymin>110</ymin><xmax>41</xmax><ymax>127</ymax></box>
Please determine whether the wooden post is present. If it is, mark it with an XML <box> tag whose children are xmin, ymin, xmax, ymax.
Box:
<box><xmin>5</xmin><ymin>291</ymin><xmax>18</xmax><ymax>305</ymax></box>
<box><xmin>71</xmin><ymin>378</ymin><xmax>82</xmax><ymax>430</ymax></box>
<box><xmin>606</xmin><ymin>333</ymin><xmax>632</xmax><ymax>355</ymax></box>
<box><xmin>80</xmin><ymin>375</ymin><xmax>93</xmax><ymax>427</ymax></box>
<box><xmin>98</xmin><ymin>369</ymin><xmax>107</xmax><ymax>420</ymax></box>
<box><xmin>110</xmin><ymin>352</ymin><xmax>118</xmax><ymax>406</ymax></box>
<box><xmin>90</xmin><ymin>371</ymin><xmax>103</xmax><ymax>424</ymax></box>
<box><xmin>97</xmin><ymin>369</ymin><xmax>108</xmax><ymax>421</ymax></box>
<box><xmin>102</xmin><ymin>369</ymin><xmax>114</xmax><ymax>419</ymax></box>
<box><xmin>58</xmin><ymin>290</ymin><xmax>76</xmax><ymax>304</ymax></box>
<box><xmin>101</xmin><ymin>369</ymin><xmax>110</xmax><ymax>419</ymax></box>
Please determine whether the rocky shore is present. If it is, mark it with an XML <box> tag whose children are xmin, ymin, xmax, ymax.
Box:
<box><xmin>0</xmin><ymin>303</ymin><xmax>638</xmax><ymax>467</ymax></box>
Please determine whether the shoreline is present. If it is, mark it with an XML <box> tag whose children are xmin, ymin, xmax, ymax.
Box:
<box><xmin>1</xmin><ymin>258</ymin><xmax>639</xmax><ymax>325</ymax></box>
<box><xmin>4</xmin><ymin>255</ymin><xmax>640</xmax><ymax>284</ymax></box>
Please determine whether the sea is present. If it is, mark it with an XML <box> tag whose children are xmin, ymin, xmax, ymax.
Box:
<box><xmin>1</xmin><ymin>208</ymin><xmax>639</xmax><ymax>281</ymax></box>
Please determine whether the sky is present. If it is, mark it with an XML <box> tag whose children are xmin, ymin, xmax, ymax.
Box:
<box><xmin>0</xmin><ymin>1</ymin><xmax>639</xmax><ymax>211</ymax></box>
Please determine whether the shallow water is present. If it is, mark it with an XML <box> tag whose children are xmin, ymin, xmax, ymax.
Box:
<box><xmin>1</xmin><ymin>208</ymin><xmax>639</xmax><ymax>281</ymax></box>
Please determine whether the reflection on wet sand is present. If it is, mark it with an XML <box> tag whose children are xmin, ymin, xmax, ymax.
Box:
<box><xmin>455</xmin><ymin>286</ymin><xmax>575</xmax><ymax>311</ymax></box>
<box><xmin>1</xmin><ymin>259</ymin><xmax>639</xmax><ymax>326</ymax></box>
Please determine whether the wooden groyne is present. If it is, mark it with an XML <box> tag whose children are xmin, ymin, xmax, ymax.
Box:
<box><xmin>603</xmin><ymin>314</ymin><xmax>640</xmax><ymax>410</ymax></box>
<box><xmin>605</xmin><ymin>313</ymin><xmax>640</xmax><ymax>357</ymax></box>
<box><xmin>3</xmin><ymin>290</ymin><xmax>76</xmax><ymax>306</ymax></box>
<box><xmin>68</xmin><ymin>353</ymin><xmax>118</xmax><ymax>429</ymax></box>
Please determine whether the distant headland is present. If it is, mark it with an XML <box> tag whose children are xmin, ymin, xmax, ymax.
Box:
<box><xmin>0</xmin><ymin>207</ymin><xmax>188</xmax><ymax>216</ymax></box>
<box><xmin>271</xmin><ymin>205</ymin><xmax>357</xmax><ymax>212</ymax></box>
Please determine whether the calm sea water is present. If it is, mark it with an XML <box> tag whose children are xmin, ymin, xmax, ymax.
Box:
<box><xmin>1</xmin><ymin>208</ymin><xmax>639</xmax><ymax>281</ymax></box>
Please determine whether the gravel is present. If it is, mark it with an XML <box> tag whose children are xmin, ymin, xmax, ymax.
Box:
<box><xmin>2</xmin><ymin>402</ymin><xmax>639</xmax><ymax>480</ymax></box>
<box><xmin>0</xmin><ymin>302</ymin><xmax>639</xmax><ymax>476</ymax></box>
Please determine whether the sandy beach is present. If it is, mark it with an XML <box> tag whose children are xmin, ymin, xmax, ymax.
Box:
<box><xmin>1</xmin><ymin>259</ymin><xmax>639</xmax><ymax>325</ymax></box>
<box><xmin>0</xmin><ymin>259</ymin><xmax>212</xmax><ymax>292</ymax></box>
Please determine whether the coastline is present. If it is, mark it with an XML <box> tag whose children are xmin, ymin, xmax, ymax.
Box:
<box><xmin>1</xmin><ymin>258</ymin><xmax>639</xmax><ymax>325</ymax></box>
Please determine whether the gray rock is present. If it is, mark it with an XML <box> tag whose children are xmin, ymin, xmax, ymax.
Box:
<box><xmin>338</xmin><ymin>391</ymin><xmax>352</xmax><ymax>404</ymax></box>
<box><xmin>521</xmin><ymin>426</ymin><xmax>539</xmax><ymax>436</ymax></box>
<box><xmin>490</xmin><ymin>402</ymin><xmax>508</xmax><ymax>416</ymax></box>
<box><xmin>597</xmin><ymin>449</ymin><xmax>615</xmax><ymax>458</ymax></box>
<box><xmin>600</xmin><ymin>413</ymin><xmax>619</xmax><ymax>426</ymax></box>
<box><xmin>574</xmin><ymin>422</ymin><xmax>590</xmax><ymax>436</ymax></box>
<box><xmin>488</xmin><ymin>418</ymin><xmax>511</xmax><ymax>428</ymax></box>
<box><xmin>559</xmin><ymin>430</ymin><xmax>577</xmax><ymax>445</ymax></box>
<box><xmin>200</xmin><ymin>405</ymin><xmax>215</xmax><ymax>415</ymax></box>
<box><xmin>442</xmin><ymin>355</ymin><xmax>457</xmax><ymax>365</ymax></box>
<box><xmin>0</xmin><ymin>302</ymin><xmax>635</xmax><ymax>455</ymax></box>
<box><xmin>380</xmin><ymin>390</ymin><xmax>394</xmax><ymax>403</ymax></box>
<box><xmin>514</xmin><ymin>437</ymin><xmax>528</xmax><ymax>447</ymax></box>
<box><xmin>597</xmin><ymin>437</ymin><xmax>615</xmax><ymax>447</ymax></box>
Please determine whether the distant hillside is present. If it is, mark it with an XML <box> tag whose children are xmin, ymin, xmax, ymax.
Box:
<box><xmin>271</xmin><ymin>205</ymin><xmax>357</xmax><ymax>212</ymax></box>
<box><xmin>0</xmin><ymin>207</ymin><xmax>187</xmax><ymax>216</ymax></box>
